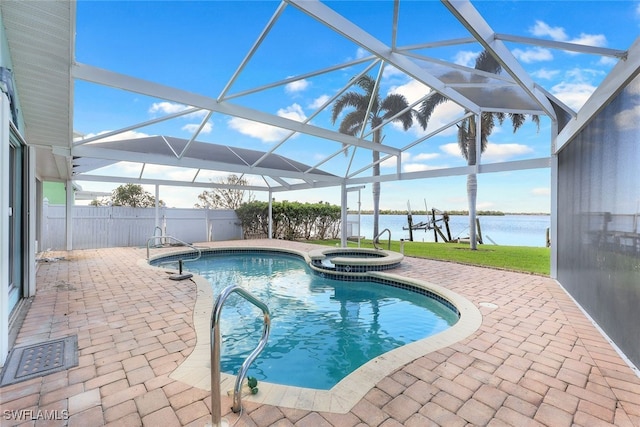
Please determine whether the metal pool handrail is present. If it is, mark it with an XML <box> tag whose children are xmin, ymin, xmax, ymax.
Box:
<box><xmin>373</xmin><ymin>228</ymin><xmax>391</xmax><ymax>250</ymax></box>
<box><xmin>211</xmin><ymin>285</ymin><xmax>271</xmax><ymax>426</ymax></box>
<box><xmin>145</xmin><ymin>235</ymin><xmax>201</xmax><ymax>262</ymax></box>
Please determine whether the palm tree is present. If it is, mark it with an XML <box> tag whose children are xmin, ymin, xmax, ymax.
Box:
<box><xmin>416</xmin><ymin>50</ymin><xmax>539</xmax><ymax>249</ymax></box>
<box><xmin>331</xmin><ymin>75</ymin><xmax>414</xmax><ymax>241</ymax></box>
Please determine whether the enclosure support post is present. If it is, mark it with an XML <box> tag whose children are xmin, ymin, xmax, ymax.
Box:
<box><xmin>155</xmin><ymin>185</ymin><xmax>160</xmax><ymax>231</ymax></box>
<box><xmin>549</xmin><ymin>154</ymin><xmax>558</xmax><ymax>278</ymax></box>
<box><xmin>268</xmin><ymin>190</ymin><xmax>273</xmax><ymax>239</ymax></box>
<box><xmin>65</xmin><ymin>179</ymin><xmax>73</xmax><ymax>251</ymax></box>
<box><xmin>340</xmin><ymin>184</ymin><xmax>347</xmax><ymax>247</ymax></box>
<box><xmin>344</xmin><ymin>185</ymin><xmax>365</xmax><ymax>248</ymax></box>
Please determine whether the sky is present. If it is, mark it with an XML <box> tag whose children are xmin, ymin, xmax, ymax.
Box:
<box><xmin>70</xmin><ymin>0</ymin><xmax>640</xmax><ymax>213</ymax></box>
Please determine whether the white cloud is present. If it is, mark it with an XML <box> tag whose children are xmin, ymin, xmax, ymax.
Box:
<box><xmin>381</xmin><ymin>153</ymin><xmax>407</xmax><ymax>169</ymax></box>
<box><xmin>181</xmin><ymin>122</ymin><xmax>213</xmax><ymax>134</ymax></box>
<box><xmin>567</xmin><ymin>67</ymin><xmax>605</xmax><ymax>81</ymax></box>
<box><xmin>383</xmin><ymin>65</ymin><xmax>405</xmax><ymax>80</ymax></box>
<box><xmin>530</xmin><ymin>20</ymin><xmax>568</xmax><ymax>41</ymax></box>
<box><xmin>551</xmin><ymin>81</ymin><xmax>596</xmax><ymax>111</ymax></box>
<box><xmin>227</xmin><ymin>103</ymin><xmax>307</xmax><ymax>143</ymax></box>
<box><xmin>440</xmin><ymin>142</ymin><xmax>533</xmax><ymax>162</ymax></box>
<box><xmin>403</xmin><ymin>163</ymin><xmax>430</xmax><ymax>172</ymax></box>
<box><xmin>420</xmin><ymin>102</ymin><xmax>465</xmax><ymax>136</ymax></box>
<box><xmin>149</xmin><ymin>101</ymin><xmax>208</xmax><ymax>119</ymax></box>
<box><xmin>627</xmin><ymin>81</ymin><xmax>640</xmax><ymax>96</ymax></box>
<box><xmin>309</xmin><ymin>94</ymin><xmax>331</xmax><ymax>110</ymax></box>
<box><xmin>403</xmin><ymin>163</ymin><xmax>443</xmax><ymax>173</ymax></box>
<box><xmin>531</xmin><ymin>187</ymin><xmax>550</xmax><ymax>196</ymax></box>
<box><xmin>356</xmin><ymin>47</ymin><xmax>369</xmax><ymax>59</ymax></box>
<box><xmin>142</xmin><ymin>164</ymin><xmax>197</xmax><ymax>181</ymax></box>
<box><xmin>77</xmin><ymin>129</ymin><xmax>151</xmax><ymax>143</ymax></box>
<box><xmin>378</xmin><ymin>151</ymin><xmax>443</xmax><ymax>173</ymax></box>
<box><xmin>149</xmin><ymin>101</ymin><xmax>189</xmax><ymax>114</ymax></box>
<box><xmin>413</xmin><ymin>153</ymin><xmax>440</xmax><ymax>161</ymax></box>
<box><xmin>278</xmin><ymin>103</ymin><xmax>306</xmax><ymax>122</ymax></box>
<box><xmin>110</xmin><ymin>162</ymin><xmax>142</xmax><ymax>174</ymax></box>
<box><xmin>453</xmin><ymin>50</ymin><xmax>479</xmax><ymax>67</ymax></box>
<box><xmin>388</xmin><ymin>78</ymin><xmax>464</xmax><ymax>137</ymax></box>
<box><xmin>441</xmin><ymin>143</ymin><xmax>462</xmax><ymax>157</ymax></box>
<box><xmin>529</xmin><ymin>20</ymin><xmax>607</xmax><ymax>56</ymax></box>
<box><xmin>598</xmin><ymin>56</ymin><xmax>617</xmax><ymax>67</ymax></box>
<box><xmin>531</xmin><ymin>68</ymin><xmax>561</xmax><ymax>80</ymax></box>
<box><xmin>570</xmin><ymin>33</ymin><xmax>607</xmax><ymax>48</ymax></box>
<box><xmin>380</xmin><ymin>152</ymin><xmax>442</xmax><ymax>172</ymax></box>
<box><xmin>614</xmin><ymin>105</ymin><xmax>640</xmax><ymax>131</ymax></box>
<box><xmin>227</xmin><ymin>118</ymin><xmax>286</xmax><ymax>143</ymax></box>
<box><xmin>285</xmin><ymin>79</ymin><xmax>310</xmax><ymax>94</ymax></box>
<box><xmin>483</xmin><ymin>143</ymin><xmax>533</xmax><ymax>162</ymax></box>
<box><xmin>388</xmin><ymin>79</ymin><xmax>430</xmax><ymax>105</ymax></box>
<box><xmin>512</xmin><ymin>47</ymin><xmax>553</xmax><ymax>64</ymax></box>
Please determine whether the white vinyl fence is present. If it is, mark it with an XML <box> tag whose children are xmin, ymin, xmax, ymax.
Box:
<box><xmin>40</xmin><ymin>201</ymin><xmax>243</xmax><ymax>250</ymax></box>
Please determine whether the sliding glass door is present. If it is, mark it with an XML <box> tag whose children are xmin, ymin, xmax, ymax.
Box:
<box><xmin>8</xmin><ymin>130</ymin><xmax>25</xmax><ymax>314</ymax></box>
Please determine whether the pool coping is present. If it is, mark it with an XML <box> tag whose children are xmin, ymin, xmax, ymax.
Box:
<box><xmin>144</xmin><ymin>246</ymin><xmax>483</xmax><ymax>414</ymax></box>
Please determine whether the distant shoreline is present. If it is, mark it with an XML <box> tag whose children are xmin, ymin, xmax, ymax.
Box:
<box><xmin>348</xmin><ymin>210</ymin><xmax>550</xmax><ymax>216</ymax></box>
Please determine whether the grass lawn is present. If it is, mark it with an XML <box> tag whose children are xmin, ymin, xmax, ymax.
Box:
<box><xmin>306</xmin><ymin>239</ymin><xmax>551</xmax><ymax>276</ymax></box>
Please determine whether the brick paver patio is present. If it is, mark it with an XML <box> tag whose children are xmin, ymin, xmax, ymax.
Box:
<box><xmin>1</xmin><ymin>240</ymin><xmax>639</xmax><ymax>426</ymax></box>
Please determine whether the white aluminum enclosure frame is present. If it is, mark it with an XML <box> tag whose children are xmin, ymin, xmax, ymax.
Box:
<box><xmin>0</xmin><ymin>0</ymin><xmax>636</xmax><ymax>273</ymax></box>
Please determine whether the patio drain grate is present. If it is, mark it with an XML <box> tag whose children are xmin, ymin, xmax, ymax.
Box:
<box><xmin>0</xmin><ymin>336</ymin><xmax>78</xmax><ymax>387</ymax></box>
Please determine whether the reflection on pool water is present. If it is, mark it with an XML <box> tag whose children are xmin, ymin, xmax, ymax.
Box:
<box><xmin>162</xmin><ymin>252</ymin><xmax>459</xmax><ymax>390</ymax></box>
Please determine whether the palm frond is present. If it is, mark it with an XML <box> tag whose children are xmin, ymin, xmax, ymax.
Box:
<box><xmin>339</xmin><ymin>110</ymin><xmax>367</xmax><ymax>136</ymax></box>
<box><xmin>381</xmin><ymin>94</ymin><xmax>414</xmax><ymax>130</ymax></box>
<box><xmin>531</xmin><ymin>114</ymin><xmax>540</xmax><ymax>131</ymax></box>
<box><xmin>331</xmin><ymin>92</ymin><xmax>369</xmax><ymax>124</ymax></box>
<box><xmin>457</xmin><ymin>121</ymin><xmax>471</xmax><ymax>161</ymax></box>
<box><xmin>354</xmin><ymin>75</ymin><xmax>376</xmax><ymax>96</ymax></box>
<box><xmin>417</xmin><ymin>91</ymin><xmax>448</xmax><ymax>129</ymax></box>
<box><xmin>475</xmin><ymin>50</ymin><xmax>502</xmax><ymax>74</ymax></box>
<box><xmin>509</xmin><ymin>113</ymin><xmax>526</xmax><ymax>132</ymax></box>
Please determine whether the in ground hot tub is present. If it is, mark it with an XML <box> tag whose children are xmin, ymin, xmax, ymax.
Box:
<box><xmin>308</xmin><ymin>247</ymin><xmax>403</xmax><ymax>273</ymax></box>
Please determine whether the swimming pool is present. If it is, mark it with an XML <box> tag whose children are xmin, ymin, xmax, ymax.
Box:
<box><xmin>155</xmin><ymin>250</ymin><xmax>459</xmax><ymax>390</ymax></box>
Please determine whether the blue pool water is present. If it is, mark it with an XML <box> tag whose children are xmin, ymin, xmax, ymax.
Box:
<box><xmin>163</xmin><ymin>252</ymin><xmax>458</xmax><ymax>389</ymax></box>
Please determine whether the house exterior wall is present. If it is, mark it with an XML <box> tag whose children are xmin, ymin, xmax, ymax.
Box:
<box><xmin>557</xmin><ymin>73</ymin><xmax>640</xmax><ymax>368</ymax></box>
<box><xmin>43</xmin><ymin>181</ymin><xmax>66</xmax><ymax>205</ymax></box>
<box><xmin>0</xmin><ymin>8</ymin><xmax>31</xmax><ymax>366</ymax></box>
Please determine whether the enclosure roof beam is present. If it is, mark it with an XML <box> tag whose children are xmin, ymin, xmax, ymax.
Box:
<box><xmin>74</xmin><ymin>174</ymin><xmax>301</xmax><ymax>192</ymax></box>
<box><xmin>442</xmin><ymin>0</ymin><xmax>558</xmax><ymax>119</ymax></box>
<box><xmin>72</xmin><ymin>63</ymin><xmax>401</xmax><ymax>156</ymax></box>
<box><xmin>346</xmin><ymin>156</ymin><xmax>552</xmax><ymax>185</ymax></box>
<box><xmin>286</xmin><ymin>0</ymin><xmax>481</xmax><ymax>113</ymax></box>
<box><xmin>72</xmin><ymin>145</ymin><xmax>345</xmax><ymax>184</ymax></box>
<box><xmin>495</xmin><ymin>33</ymin><xmax>627</xmax><ymax>59</ymax></box>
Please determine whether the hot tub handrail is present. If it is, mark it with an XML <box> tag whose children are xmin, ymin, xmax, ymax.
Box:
<box><xmin>146</xmin><ymin>235</ymin><xmax>201</xmax><ymax>262</ymax></box>
<box><xmin>211</xmin><ymin>285</ymin><xmax>271</xmax><ymax>426</ymax></box>
<box><xmin>373</xmin><ymin>228</ymin><xmax>391</xmax><ymax>250</ymax></box>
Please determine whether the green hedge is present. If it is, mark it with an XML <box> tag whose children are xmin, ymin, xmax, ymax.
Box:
<box><xmin>236</xmin><ymin>201</ymin><xmax>341</xmax><ymax>240</ymax></box>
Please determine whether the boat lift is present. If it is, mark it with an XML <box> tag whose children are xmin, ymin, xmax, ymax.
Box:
<box><xmin>403</xmin><ymin>200</ymin><xmax>452</xmax><ymax>243</ymax></box>
<box><xmin>404</xmin><ymin>200</ymin><xmax>491</xmax><ymax>244</ymax></box>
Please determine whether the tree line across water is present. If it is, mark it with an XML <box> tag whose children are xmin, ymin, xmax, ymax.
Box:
<box><xmin>354</xmin><ymin>209</ymin><xmax>506</xmax><ymax>216</ymax></box>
